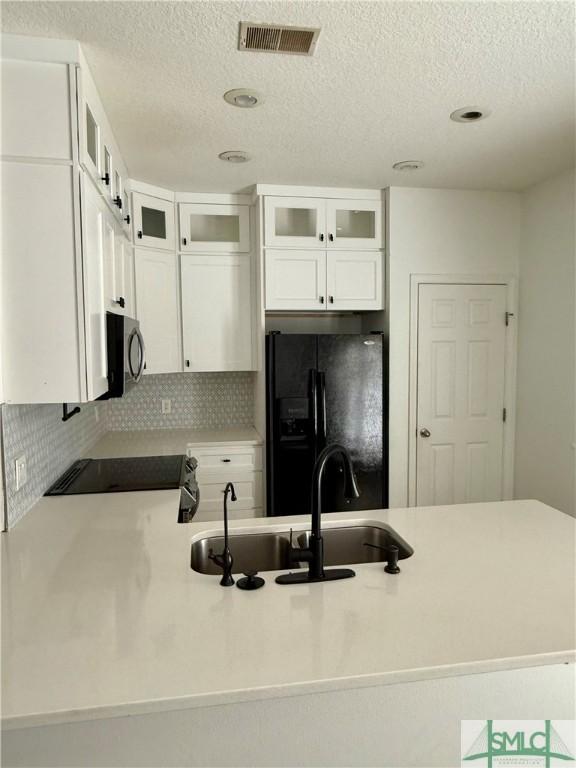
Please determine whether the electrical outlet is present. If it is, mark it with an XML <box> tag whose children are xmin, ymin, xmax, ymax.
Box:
<box><xmin>15</xmin><ymin>455</ymin><xmax>27</xmax><ymax>491</ymax></box>
<box><xmin>161</xmin><ymin>399</ymin><xmax>172</xmax><ymax>415</ymax></box>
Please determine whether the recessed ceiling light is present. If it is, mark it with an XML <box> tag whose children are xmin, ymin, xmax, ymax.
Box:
<box><xmin>392</xmin><ymin>160</ymin><xmax>425</xmax><ymax>171</ymax></box>
<box><xmin>218</xmin><ymin>150</ymin><xmax>251</xmax><ymax>163</ymax></box>
<box><xmin>223</xmin><ymin>89</ymin><xmax>264</xmax><ymax>108</ymax></box>
<box><xmin>450</xmin><ymin>106</ymin><xmax>491</xmax><ymax>123</ymax></box>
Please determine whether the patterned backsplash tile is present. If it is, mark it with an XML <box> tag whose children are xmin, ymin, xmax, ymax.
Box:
<box><xmin>1</xmin><ymin>402</ymin><xmax>106</xmax><ymax>529</ymax></box>
<box><xmin>106</xmin><ymin>372</ymin><xmax>255</xmax><ymax>431</ymax></box>
<box><xmin>1</xmin><ymin>373</ymin><xmax>255</xmax><ymax>528</ymax></box>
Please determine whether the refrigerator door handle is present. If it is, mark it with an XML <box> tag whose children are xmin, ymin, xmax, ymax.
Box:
<box><xmin>318</xmin><ymin>371</ymin><xmax>327</xmax><ymax>448</ymax></box>
<box><xmin>309</xmin><ymin>369</ymin><xmax>319</xmax><ymax>450</ymax></box>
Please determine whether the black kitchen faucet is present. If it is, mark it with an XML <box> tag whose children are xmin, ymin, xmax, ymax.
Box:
<box><xmin>276</xmin><ymin>444</ymin><xmax>360</xmax><ymax>585</ymax></box>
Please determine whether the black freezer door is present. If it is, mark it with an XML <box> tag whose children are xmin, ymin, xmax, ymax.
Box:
<box><xmin>266</xmin><ymin>334</ymin><xmax>318</xmax><ymax>517</ymax></box>
<box><xmin>317</xmin><ymin>334</ymin><xmax>386</xmax><ymax>512</ymax></box>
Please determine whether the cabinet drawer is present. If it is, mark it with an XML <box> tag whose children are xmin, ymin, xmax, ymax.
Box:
<box><xmin>197</xmin><ymin>475</ymin><xmax>263</xmax><ymax>513</ymax></box>
<box><xmin>193</xmin><ymin>446</ymin><xmax>262</xmax><ymax>474</ymax></box>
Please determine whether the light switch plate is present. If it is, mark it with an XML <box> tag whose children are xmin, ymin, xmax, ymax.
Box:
<box><xmin>15</xmin><ymin>455</ymin><xmax>27</xmax><ymax>491</ymax></box>
<box><xmin>161</xmin><ymin>399</ymin><xmax>172</xmax><ymax>415</ymax></box>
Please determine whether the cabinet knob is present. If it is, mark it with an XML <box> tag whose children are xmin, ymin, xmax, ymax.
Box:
<box><xmin>182</xmin><ymin>237</ymin><xmax>187</xmax><ymax>246</ymax></box>
<box><xmin>328</xmin><ymin>295</ymin><xmax>334</xmax><ymax>304</ymax></box>
<box><xmin>137</xmin><ymin>230</ymin><xmax>143</xmax><ymax>239</ymax></box>
<box><xmin>185</xmin><ymin>360</ymin><xmax>190</xmax><ymax>367</ymax></box>
<box><xmin>221</xmin><ymin>458</ymin><xmax>231</xmax><ymax>463</ymax></box>
<box><xmin>101</xmin><ymin>173</ymin><xmax>110</xmax><ymax>186</ymax></box>
<box><xmin>114</xmin><ymin>196</ymin><xmax>122</xmax><ymax>209</ymax></box>
<box><xmin>123</xmin><ymin>214</ymin><xmax>131</xmax><ymax>225</ymax></box>
<box><xmin>329</xmin><ymin>233</ymin><xmax>334</xmax><ymax>242</ymax></box>
<box><xmin>319</xmin><ymin>296</ymin><xmax>325</xmax><ymax>304</ymax></box>
<box><xmin>419</xmin><ymin>428</ymin><xmax>431</xmax><ymax>438</ymax></box>
<box><xmin>319</xmin><ymin>233</ymin><xmax>324</xmax><ymax>242</ymax></box>
<box><xmin>114</xmin><ymin>297</ymin><xmax>126</xmax><ymax>308</ymax></box>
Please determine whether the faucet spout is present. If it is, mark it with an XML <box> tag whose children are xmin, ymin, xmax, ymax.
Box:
<box><xmin>311</xmin><ymin>444</ymin><xmax>360</xmax><ymax>541</ymax></box>
<box><xmin>276</xmin><ymin>443</ymin><xmax>360</xmax><ymax>585</ymax></box>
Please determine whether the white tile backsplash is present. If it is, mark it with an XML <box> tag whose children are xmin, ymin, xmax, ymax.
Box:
<box><xmin>0</xmin><ymin>373</ymin><xmax>255</xmax><ymax>528</ymax></box>
<box><xmin>1</xmin><ymin>402</ymin><xmax>107</xmax><ymax>528</ymax></box>
<box><xmin>106</xmin><ymin>372</ymin><xmax>254</xmax><ymax>431</ymax></box>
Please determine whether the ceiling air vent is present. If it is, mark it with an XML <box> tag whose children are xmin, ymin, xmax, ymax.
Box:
<box><xmin>239</xmin><ymin>22</ymin><xmax>320</xmax><ymax>56</ymax></box>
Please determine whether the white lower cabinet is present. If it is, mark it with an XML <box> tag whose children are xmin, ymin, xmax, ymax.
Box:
<box><xmin>191</xmin><ymin>444</ymin><xmax>263</xmax><ymax>521</ymax></box>
<box><xmin>265</xmin><ymin>249</ymin><xmax>383</xmax><ymax>311</ymax></box>
<box><xmin>134</xmin><ymin>248</ymin><xmax>181</xmax><ymax>374</ymax></box>
<box><xmin>180</xmin><ymin>254</ymin><xmax>254</xmax><ymax>372</ymax></box>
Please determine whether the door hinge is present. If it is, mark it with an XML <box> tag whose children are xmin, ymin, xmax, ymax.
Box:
<box><xmin>505</xmin><ymin>311</ymin><xmax>515</xmax><ymax>326</ymax></box>
<box><xmin>502</xmin><ymin>407</ymin><xmax>507</xmax><ymax>423</ymax></box>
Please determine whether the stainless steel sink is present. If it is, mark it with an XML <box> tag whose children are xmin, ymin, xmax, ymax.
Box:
<box><xmin>297</xmin><ymin>525</ymin><xmax>413</xmax><ymax>566</ymax></box>
<box><xmin>190</xmin><ymin>532</ymin><xmax>296</xmax><ymax>575</ymax></box>
<box><xmin>190</xmin><ymin>523</ymin><xmax>413</xmax><ymax>575</ymax></box>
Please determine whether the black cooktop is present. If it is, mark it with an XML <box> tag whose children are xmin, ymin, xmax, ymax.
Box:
<box><xmin>45</xmin><ymin>455</ymin><xmax>186</xmax><ymax>496</ymax></box>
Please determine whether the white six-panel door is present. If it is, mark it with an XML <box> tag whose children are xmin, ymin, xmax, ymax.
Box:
<box><xmin>416</xmin><ymin>283</ymin><xmax>508</xmax><ymax>506</ymax></box>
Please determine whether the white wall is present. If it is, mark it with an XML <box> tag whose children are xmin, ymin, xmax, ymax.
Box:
<box><xmin>515</xmin><ymin>169</ymin><xmax>576</xmax><ymax>516</ymax></box>
<box><xmin>387</xmin><ymin>187</ymin><xmax>521</xmax><ymax>507</ymax></box>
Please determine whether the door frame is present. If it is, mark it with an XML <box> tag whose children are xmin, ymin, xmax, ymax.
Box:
<box><xmin>408</xmin><ymin>273</ymin><xmax>518</xmax><ymax>506</ymax></box>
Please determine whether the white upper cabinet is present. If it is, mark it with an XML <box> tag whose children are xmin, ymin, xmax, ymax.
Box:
<box><xmin>134</xmin><ymin>248</ymin><xmax>181</xmax><ymax>374</ymax></box>
<box><xmin>133</xmin><ymin>191</ymin><xmax>175</xmax><ymax>251</ymax></box>
<box><xmin>179</xmin><ymin>203</ymin><xmax>250</xmax><ymax>252</ymax></box>
<box><xmin>103</xmin><ymin>216</ymin><xmax>135</xmax><ymax>316</ymax></box>
<box><xmin>265</xmin><ymin>249</ymin><xmax>383</xmax><ymax>312</ymax></box>
<box><xmin>181</xmin><ymin>254</ymin><xmax>254</xmax><ymax>371</ymax></box>
<box><xmin>1</xmin><ymin>59</ymin><xmax>72</xmax><ymax>160</ymax></box>
<box><xmin>264</xmin><ymin>195</ymin><xmax>382</xmax><ymax>249</ymax></box>
<box><xmin>81</xmin><ymin>100</ymin><xmax>101</xmax><ymax>184</ymax></box>
<box><xmin>325</xmin><ymin>199</ymin><xmax>382</xmax><ymax>249</ymax></box>
<box><xmin>265</xmin><ymin>250</ymin><xmax>328</xmax><ymax>311</ymax></box>
<box><xmin>81</xmin><ymin>175</ymin><xmax>109</xmax><ymax>401</ymax></box>
<box><xmin>77</xmin><ymin>65</ymin><xmax>128</xmax><ymax>226</ymax></box>
<box><xmin>326</xmin><ymin>251</ymin><xmax>383</xmax><ymax>310</ymax></box>
<box><xmin>264</xmin><ymin>197</ymin><xmax>326</xmax><ymax>248</ymax></box>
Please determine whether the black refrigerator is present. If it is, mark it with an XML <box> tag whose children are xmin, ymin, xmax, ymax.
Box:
<box><xmin>266</xmin><ymin>333</ymin><xmax>387</xmax><ymax>517</ymax></box>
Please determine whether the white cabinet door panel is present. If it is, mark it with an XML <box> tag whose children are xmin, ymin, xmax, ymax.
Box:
<box><xmin>326</xmin><ymin>251</ymin><xmax>383</xmax><ymax>310</ymax></box>
<box><xmin>265</xmin><ymin>250</ymin><xmax>327</xmax><ymax>311</ymax></box>
<box><xmin>416</xmin><ymin>283</ymin><xmax>508</xmax><ymax>506</ymax></box>
<box><xmin>196</xmin><ymin>474</ymin><xmax>262</xmax><ymax>513</ymax></box>
<box><xmin>181</xmin><ymin>254</ymin><xmax>254</xmax><ymax>371</ymax></box>
<box><xmin>134</xmin><ymin>248</ymin><xmax>181</xmax><ymax>374</ymax></box>
<box><xmin>81</xmin><ymin>176</ymin><xmax>108</xmax><ymax>400</ymax></box>
<box><xmin>325</xmin><ymin>199</ymin><xmax>382</xmax><ymax>249</ymax></box>
<box><xmin>264</xmin><ymin>197</ymin><xmax>326</xmax><ymax>248</ymax></box>
<box><xmin>179</xmin><ymin>204</ymin><xmax>250</xmax><ymax>252</ymax></box>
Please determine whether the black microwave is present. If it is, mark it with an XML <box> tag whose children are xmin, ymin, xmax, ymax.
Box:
<box><xmin>99</xmin><ymin>313</ymin><xmax>146</xmax><ymax>399</ymax></box>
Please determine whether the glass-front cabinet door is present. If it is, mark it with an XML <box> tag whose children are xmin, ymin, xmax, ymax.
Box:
<box><xmin>325</xmin><ymin>199</ymin><xmax>382</xmax><ymax>249</ymax></box>
<box><xmin>264</xmin><ymin>197</ymin><xmax>326</xmax><ymax>248</ymax></box>
<box><xmin>179</xmin><ymin>204</ymin><xmax>250</xmax><ymax>252</ymax></box>
<box><xmin>82</xmin><ymin>103</ymin><xmax>101</xmax><ymax>183</ymax></box>
<box><xmin>132</xmin><ymin>191</ymin><xmax>175</xmax><ymax>251</ymax></box>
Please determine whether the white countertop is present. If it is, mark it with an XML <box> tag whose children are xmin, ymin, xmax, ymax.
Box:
<box><xmin>1</xmin><ymin>496</ymin><xmax>574</xmax><ymax>730</ymax></box>
<box><xmin>86</xmin><ymin>427</ymin><xmax>262</xmax><ymax>458</ymax></box>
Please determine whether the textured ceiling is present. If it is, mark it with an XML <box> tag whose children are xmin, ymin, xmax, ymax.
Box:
<box><xmin>2</xmin><ymin>1</ymin><xmax>574</xmax><ymax>192</ymax></box>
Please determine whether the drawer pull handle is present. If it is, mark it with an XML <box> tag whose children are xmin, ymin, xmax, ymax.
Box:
<box><xmin>221</xmin><ymin>458</ymin><xmax>231</xmax><ymax>463</ymax></box>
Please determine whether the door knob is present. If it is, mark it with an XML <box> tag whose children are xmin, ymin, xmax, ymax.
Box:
<box><xmin>419</xmin><ymin>428</ymin><xmax>431</xmax><ymax>438</ymax></box>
